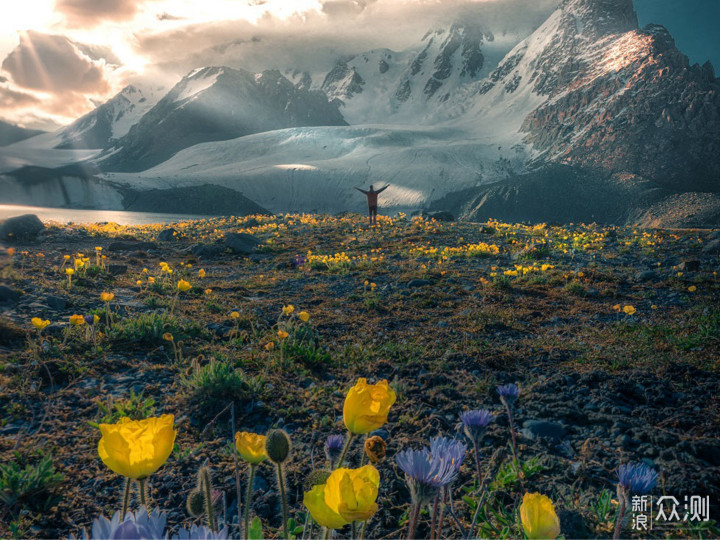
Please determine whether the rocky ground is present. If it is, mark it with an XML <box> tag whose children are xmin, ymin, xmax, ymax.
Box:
<box><xmin>0</xmin><ymin>213</ymin><xmax>719</xmax><ymax>539</ymax></box>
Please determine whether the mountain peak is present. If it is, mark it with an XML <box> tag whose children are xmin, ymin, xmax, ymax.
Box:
<box><xmin>561</xmin><ymin>0</ymin><xmax>638</xmax><ymax>38</ymax></box>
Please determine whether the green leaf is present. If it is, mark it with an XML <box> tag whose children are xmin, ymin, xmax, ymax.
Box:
<box><xmin>248</xmin><ymin>517</ymin><xmax>263</xmax><ymax>540</ymax></box>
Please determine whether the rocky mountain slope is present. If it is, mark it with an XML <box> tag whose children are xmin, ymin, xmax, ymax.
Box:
<box><xmin>0</xmin><ymin>120</ymin><xmax>44</xmax><ymax>147</ymax></box>
<box><xmin>97</xmin><ymin>67</ymin><xmax>347</xmax><ymax>172</ymax></box>
<box><xmin>55</xmin><ymin>84</ymin><xmax>164</xmax><ymax>150</ymax></box>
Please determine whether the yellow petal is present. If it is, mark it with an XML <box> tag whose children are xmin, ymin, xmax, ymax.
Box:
<box><xmin>98</xmin><ymin>415</ymin><xmax>176</xmax><ymax>479</ymax></box>
<box><xmin>520</xmin><ymin>493</ymin><xmax>561</xmax><ymax>540</ymax></box>
<box><xmin>304</xmin><ymin>484</ymin><xmax>348</xmax><ymax>530</ymax></box>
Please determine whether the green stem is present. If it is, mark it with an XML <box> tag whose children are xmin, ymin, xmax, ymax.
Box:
<box><xmin>407</xmin><ymin>502</ymin><xmax>419</xmax><ymax>540</ymax></box>
<box><xmin>137</xmin><ymin>478</ymin><xmax>148</xmax><ymax>508</ymax></box>
<box><xmin>244</xmin><ymin>465</ymin><xmax>256</xmax><ymax>540</ymax></box>
<box><xmin>277</xmin><ymin>463</ymin><xmax>289</xmax><ymax>539</ymax></box>
<box><xmin>359</xmin><ymin>520</ymin><xmax>368</xmax><ymax>540</ymax></box>
<box><xmin>335</xmin><ymin>433</ymin><xmax>355</xmax><ymax>470</ymax></box>
<box><xmin>120</xmin><ymin>477</ymin><xmax>131</xmax><ymax>517</ymax></box>
<box><xmin>201</xmin><ymin>468</ymin><xmax>217</xmax><ymax>532</ymax></box>
<box><xmin>613</xmin><ymin>492</ymin><xmax>627</xmax><ymax>540</ymax></box>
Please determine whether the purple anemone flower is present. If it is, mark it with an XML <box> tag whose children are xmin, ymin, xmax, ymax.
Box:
<box><xmin>396</xmin><ymin>448</ymin><xmax>458</xmax><ymax>504</ymax></box>
<box><xmin>324</xmin><ymin>434</ymin><xmax>345</xmax><ymax>463</ymax></box>
<box><xmin>429</xmin><ymin>436</ymin><xmax>467</xmax><ymax>473</ymax></box>
<box><xmin>172</xmin><ymin>524</ymin><xmax>230</xmax><ymax>539</ymax></box>
<box><xmin>497</xmin><ymin>383</ymin><xmax>520</xmax><ymax>407</ymax></box>
<box><xmin>74</xmin><ymin>506</ymin><xmax>167</xmax><ymax>540</ymax></box>
<box><xmin>617</xmin><ymin>463</ymin><xmax>659</xmax><ymax>495</ymax></box>
<box><xmin>460</xmin><ymin>409</ymin><xmax>493</xmax><ymax>444</ymax></box>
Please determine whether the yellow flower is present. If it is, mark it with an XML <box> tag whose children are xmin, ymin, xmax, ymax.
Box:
<box><xmin>688</xmin><ymin>285</ymin><xmax>697</xmax><ymax>292</ymax></box>
<box><xmin>612</xmin><ymin>304</ymin><xmax>621</xmax><ymax>313</ymax></box>
<box><xmin>277</xmin><ymin>330</ymin><xmax>289</xmax><ymax>339</ymax></box>
<box><xmin>234</xmin><ymin>432</ymin><xmax>267</xmax><ymax>464</ymax></box>
<box><xmin>148</xmin><ymin>277</ymin><xmax>155</xmax><ymax>284</ymax></box>
<box><xmin>136</xmin><ymin>280</ymin><xmax>142</xmax><ymax>286</ymax></box>
<box><xmin>69</xmin><ymin>314</ymin><xmax>85</xmax><ymax>326</ymax></box>
<box><xmin>63</xmin><ymin>254</ymin><xmax>70</xmax><ymax>260</ymax></box>
<box><xmin>282</xmin><ymin>304</ymin><xmax>294</xmax><ymax>316</ymax></box>
<box><xmin>299</xmin><ymin>311</ymin><xmax>310</xmax><ymax>322</ymax></box>
<box><xmin>230</xmin><ymin>311</ymin><xmax>240</xmax><ymax>320</ymax></box>
<box><xmin>98</xmin><ymin>415</ymin><xmax>176</xmax><ymax>479</ymax></box>
<box><xmin>198</xmin><ymin>269</ymin><xmax>206</xmax><ymax>278</ymax></box>
<box><xmin>265</xmin><ymin>342</ymin><xmax>275</xmax><ymax>351</ymax></box>
<box><xmin>95</xmin><ymin>247</ymin><xmax>102</xmax><ymax>252</ymax></box>
<box><xmin>31</xmin><ymin>317</ymin><xmax>50</xmax><ymax>331</ymax></box>
<box><xmin>205</xmin><ymin>288</ymin><xmax>213</xmax><ymax>295</ymax></box>
<box><xmin>177</xmin><ymin>279</ymin><xmax>191</xmax><ymax>292</ymax></box>
<box><xmin>163</xmin><ymin>332</ymin><xmax>174</xmax><ymax>341</ymax></box>
<box><xmin>343</xmin><ymin>379</ymin><xmax>396</xmax><ymax>434</ymax></box>
<box><xmin>520</xmin><ymin>492</ymin><xmax>561</xmax><ymax>539</ymax></box>
<box><xmin>74</xmin><ymin>259</ymin><xmax>84</xmax><ymax>270</ymax></box>
<box><xmin>303</xmin><ymin>465</ymin><xmax>380</xmax><ymax>529</ymax></box>
<box><xmin>100</xmin><ymin>292</ymin><xmax>114</xmax><ymax>302</ymax></box>
<box><xmin>66</xmin><ymin>268</ymin><xmax>74</xmax><ymax>275</ymax></box>
<box><xmin>623</xmin><ymin>305</ymin><xmax>636</xmax><ymax>315</ymax></box>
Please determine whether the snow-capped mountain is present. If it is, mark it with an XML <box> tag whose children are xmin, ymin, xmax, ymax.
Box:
<box><xmin>98</xmin><ymin>66</ymin><xmax>347</xmax><ymax>171</ymax></box>
<box><xmin>1</xmin><ymin>0</ymin><xmax>719</xmax><ymax>225</ymax></box>
<box><xmin>319</xmin><ymin>23</ymin><xmax>497</xmax><ymax>124</ymax></box>
<box><xmin>55</xmin><ymin>84</ymin><xmax>165</xmax><ymax>150</ymax></box>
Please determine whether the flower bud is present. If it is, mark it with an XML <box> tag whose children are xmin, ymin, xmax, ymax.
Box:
<box><xmin>303</xmin><ymin>469</ymin><xmax>332</xmax><ymax>491</ymax></box>
<box><xmin>186</xmin><ymin>489</ymin><xmax>205</xmax><ymax>517</ymax></box>
<box><xmin>265</xmin><ymin>429</ymin><xmax>291</xmax><ymax>464</ymax></box>
<box><xmin>364</xmin><ymin>435</ymin><xmax>387</xmax><ymax>463</ymax></box>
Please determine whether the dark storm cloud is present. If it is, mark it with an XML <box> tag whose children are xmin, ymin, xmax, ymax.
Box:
<box><xmin>55</xmin><ymin>0</ymin><xmax>154</xmax><ymax>27</ymax></box>
<box><xmin>1</xmin><ymin>31</ymin><xmax>113</xmax><ymax>94</ymax></box>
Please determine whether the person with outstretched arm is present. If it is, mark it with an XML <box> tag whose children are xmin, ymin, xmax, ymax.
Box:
<box><xmin>354</xmin><ymin>184</ymin><xmax>389</xmax><ymax>225</ymax></box>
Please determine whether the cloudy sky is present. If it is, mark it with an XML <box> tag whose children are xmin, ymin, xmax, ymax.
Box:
<box><xmin>0</xmin><ymin>0</ymin><xmax>717</xmax><ymax>131</ymax></box>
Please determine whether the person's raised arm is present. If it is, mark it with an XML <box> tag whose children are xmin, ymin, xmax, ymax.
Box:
<box><xmin>354</xmin><ymin>187</ymin><xmax>368</xmax><ymax>194</ymax></box>
<box><xmin>377</xmin><ymin>184</ymin><xmax>390</xmax><ymax>193</ymax></box>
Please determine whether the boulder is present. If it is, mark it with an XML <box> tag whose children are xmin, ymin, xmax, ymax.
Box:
<box><xmin>0</xmin><ymin>285</ymin><xmax>22</xmax><ymax>303</ymax></box>
<box><xmin>223</xmin><ymin>232</ymin><xmax>261</xmax><ymax>254</ymax></box>
<box><xmin>521</xmin><ymin>420</ymin><xmax>567</xmax><ymax>441</ymax></box>
<box><xmin>0</xmin><ymin>214</ymin><xmax>45</xmax><ymax>242</ymax></box>
<box><xmin>678</xmin><ymin>260</ymin><xmax>700</xmax><ymax>272</ymax></box>
<box><xmin>157</xmin><ymin>228</ymin><xmax>178</xmax><ymax>242</ymax></box>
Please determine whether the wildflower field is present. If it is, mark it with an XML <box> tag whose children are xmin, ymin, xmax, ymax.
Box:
<box><xmin>0</xmin><ymin>213</ymin><xmax>719</xmax><ymax>539</ymax></box>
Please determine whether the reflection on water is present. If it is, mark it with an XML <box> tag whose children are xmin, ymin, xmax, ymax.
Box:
<box><xmin>0</xmin><ymin>204</ymin><xmax>218</xmax><ymax>225</ymax></box>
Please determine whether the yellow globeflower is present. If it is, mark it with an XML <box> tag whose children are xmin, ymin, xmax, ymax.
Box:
<box><xmin>343</xmin><ymin>379</ymin><xmax>396</xmax><ymax>434</ymax></box>
<box><xmin>69</xmin><ymin>314</ymin><xmax>85</xmax><ymax>326</ymax></box>
<box><xmin>235</xmin><ymin>432</ymin><xmax>267</xmax><ymax>464</ymax></box>
<box><xmin>177</xmin><ymin>279</ymin><xmax>191</xmax><ymax>292</ymax></box>
<box><xmin>66</xmin><ymin>268</ymin><xmax>74</xmax><ymax>276</ymax></box>
<box><xmin>623</xmin><ymin>305</ymin><xmax>636</xmax><ymax>315</ymax></box>
<box><xmin>303</xmin><ymin>465</ymin><xmax>380</xmax><ymax>529</ymax></box>
<box><xmin>100</xmin><ymin>292</ymin><xmax>114</xmax><ymax>302</ymax></box>
<box><xmin>282</xmin><ymin>304</ymin><xmax>294</xmax><ymax>316</ymax></box>
<box><xmin>230</xmin><ymin>311</ymin><xmax>240</xmax><ymax>320</ymax></box>
<box><xmin>162</xmin><ymin>332</ymin><xmax>174</xmax><ymax>341</ymax></box>
<box><xmin>198</xmin><ymin>269</ymin><xmax>206</xmax><ymax>278</ymax></box>
<box><xmin>520</xmin><ymin>493</ymin><xmax>561</xmax><ymax>540</ymax></box>
<box><xmin>31</xmin><ymin>317</ymin><xmax>50</xmax><ymax>331</ymax></box>
<box><xmin>265</xmin><ymin>342</ymin><xmax>275</xmax><ymax>351</ymax></box>
<box><xmin>277</xmin><ymin>330</ymin><xmax>289</xmax><ymax>339</ymax></box>
<box><xmin>299</xmin><ymin>311</ymin><xmax>310</xmax><ymax>322</ymax></box>
<box><xmin>204</xmin><ymin>289</ymin><xmax>213</xmax><ymax>295</ymax></box>
<box><xmin>98</xmin><ymin>415</ymin><xmax>176</xmax><ymax>479</ymax></box>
